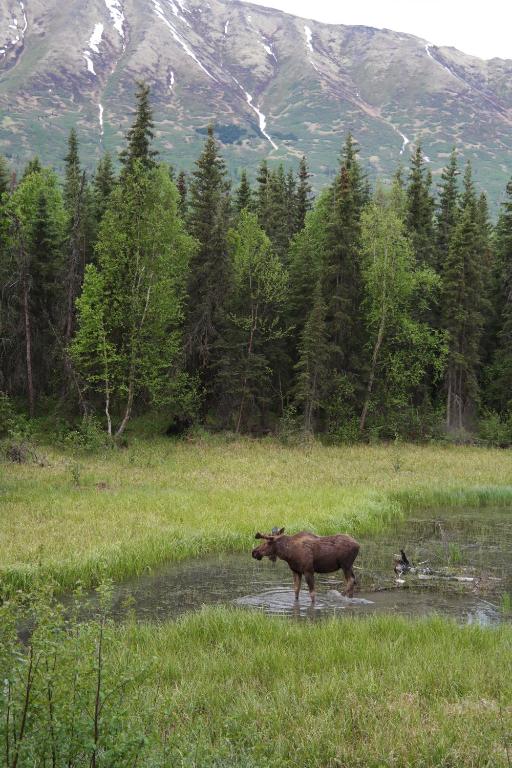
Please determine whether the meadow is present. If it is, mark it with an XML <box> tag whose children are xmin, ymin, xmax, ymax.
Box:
<box><xmin>2</xmin><ymin>437</ymin><xmax>512</xmax><ymax>766</ymax></box>
<box><xmin>2</xmin><ymin>436</ymin><xmax>512</xmax><ymax>591</ymax></box>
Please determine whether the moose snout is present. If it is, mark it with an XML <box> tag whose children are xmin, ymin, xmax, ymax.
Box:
<box><xmin>252</xmin><ymin>549</ymin><xmax>263</xmax><ymax>560</ymax></box>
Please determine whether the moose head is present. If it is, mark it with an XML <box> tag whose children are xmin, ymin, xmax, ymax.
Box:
<box><xmin>251</xmin><ymin>528</ymin><xmax>285</xmax><ymax>562</ymax></box>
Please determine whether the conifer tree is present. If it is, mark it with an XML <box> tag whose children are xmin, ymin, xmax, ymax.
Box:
<box><xmin>235</xmin><ymin>169</ymin><xmax>252</xmax><ymax>214</ymax></box>
<box><xmin>22</xmin><ymin>157</ymin><xmax>42</xmax><ymax>180</ymax></box>
<box><xmin>436</xmin><ymin>148</ymin><xmax>459</xmax><ymax>270</ymax></box>
<box><xmin>62</xmin><ymin>129</ymin><xmax>90</xmax><ymax>343</ymax></box>
<box><xmin>93</xmin><ymin>153</ymin><xmax>116</xmax><ymax>223</ymax></box>
<box><xmin>185</xmin><ymin>125</ymin><xmax>231</xmax><ymax>391</ymax></box>
<box><xmin>255</xmin><ymin>159</ymin><xmax>270</xmax><ymax>224</ymax></box>
<box><xmin>441</xmin><ymin>163</ymin><xmax>486</xmax><ymax>429</ymax></box>
<box><xmin>2</xmin><ymin>169</ymin><xmax>66</xmax><ymax>413</ymax></box>
<box><xmin>0</xmin><ymin>155</ymin><xmax>10</xmax><ymax>196</ymax></box>
<box><xmin>487</xmin><ymin>178</ymin><xmax>512</xmax><ymax>412</ymax></box>
<box><xmin>217</xmin><ymin>210</ymin><xmax>287</xmax><ymax>431</ymax></box>
<box><xmin>176</xmin><ymin>170</ymin><xmax>188</xmax><ymax>219</ymax></box>
<box><xmin>295</xmin><ymin>155</ymin><xmax>312</xmax><ymax>231</ymax></box>
<box><xmin>119</xmin><ymin>81</ymin><xmax>158</xmax><ymax>172</ymax></box>
<box><xmin>406</xmin><ymin>143</ymin><xmax>435</xmax><ymax>265</ymax></box>
<box><xmin>265</xmin><ymin>165</ymin><xmax>290</xmax><ymax>263</ymax></box>
<box><xmin>293</xmin><ymin>278</ymin><xmax>329</xmax><ymax>434</ymax></box>
<box><xmin>323</xmin><ymin>135</ymin><xmax>367</xmax><ymax>395</ymax></box>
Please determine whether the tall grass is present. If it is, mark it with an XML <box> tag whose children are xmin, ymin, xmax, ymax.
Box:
<box><xmin>2</xmin><ymin>438</ymin><xmax>512</xmax><ymax>591</ymax></box>
<box><xmin>117</xmin><ymin>608</ymin><xmax>512</xmax><ymax>766</ymax></box>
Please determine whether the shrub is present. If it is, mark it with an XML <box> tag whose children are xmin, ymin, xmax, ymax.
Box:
<box><xmin>478</xmin><ymin>410</ymin><xmax>512</xmax><ymax>447</ymax></box>
<box><xmin>0</xmin><ymin>585</ymin><xmax>148</xmax><ymax>767</ymax></box>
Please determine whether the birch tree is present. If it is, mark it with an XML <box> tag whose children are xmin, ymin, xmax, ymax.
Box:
<box><xmin>359</xmin><ymin>190</ymin><xmax>444</xmax><ymax>434</ymax></box>
<box><xmin>70</xmin><ymin>163</ymin><xmax>195</xmax><ymax>436</ymax></box>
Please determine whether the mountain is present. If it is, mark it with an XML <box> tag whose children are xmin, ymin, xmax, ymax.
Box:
<box><xmin>1</xmin><ymin>0</ymin><xmax>512</xmax><ymax>204</ymax></box>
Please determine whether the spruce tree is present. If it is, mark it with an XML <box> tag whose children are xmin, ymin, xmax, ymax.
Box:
<box><xmin>436</xmin><ymin>148</ymin><xmax>459</xmax><ymax>270</ymax></box>
<box><xmin>177</xmin><ymin>170</ymin><xmax>188</xmax><ymax>219</ymax></box>
<box><xmin>265</xmin><ymin>165</ymin><xmax>290</xmax><ymax>263</ymax></box>
<box><xmin>185</xmin><ymin>125</ymin><xmax>231</xmax><ymax>392</ymax></box>
<box><xmin>119</xmin><ymin>81</ymin><xmax>158</xmax><ymax>172</ymax></box>
<box><xmin>216</xmin><ymin>210</ymin><xmax>287</xmax><ymax>431</ymax></box>
<box><xmin>295</xmin><ymin>155</ymin><xmax>312</xmax><ymax>231</ymax></box>
<box><xmin>441</xmin><ymin>163</ymin><xmax>486</xmax><ymax>429</ymax></box>
<box><xmin>255</xmin><ymin>159</ymin><xmax>270</xmax><ymax>225</ymax></box>
<box><xmin>323</xmin><ymin>135</ymin><xmax>367</xmax><ymax>398</ymax></box>
<box><xmin>22</xmin><ymin>157</ymin><xmax>42</xmax><ymax>179</ymax></box>
<box><xmin>235</xmin><ymin>169</ymin><xmax>252</xmax><ymax>214</ymax></box>
<box><xmin>93</xmin><ymin>153</ymin><xmax>116</xmax><ymax>223</ymax></box>
<box><xmin>293</xmin><ymin>278</ymin><xmax>329</xmax><ymax>434</ymax></box>
<box><xmin>487</xmin><ymin>179</ymin><xmax>512</xmax><ymax>412</ymax></box>
<box><xmin>62</xmin><ymin>129</ymin><xmax>90</xmax><ymax>342</ymax></box>
<box><xmin>0</xmin><ymin>155</ymin><xmax>10</xmax><ymax>196</ymax></box>
<box><xmin>406</xmin><ymin>143</ymin><xmax>435</xmax><ymax>266</ymax></box>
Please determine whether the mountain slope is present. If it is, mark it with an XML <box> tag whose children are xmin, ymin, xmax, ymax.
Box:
<box><xmin>1</xmin><ymin>0</ymin><xmax>512</xmax><ymax>203</ymax></box>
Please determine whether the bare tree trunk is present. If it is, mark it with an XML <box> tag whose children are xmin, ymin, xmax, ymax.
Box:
<box><xmin>21</xmin><ymin>267</ymin><xmax>35</xmax><ymax>418</ymax></box>
<box><xmin>359</xmin><ymin>312</ymin><xmax>386</xmax><ymax>433</ymax></box>
<box><xmin>360</xmin><ymin>245</ymin><xmax>389</xmax><ymax>434</ymax></box>
<box><xmin>236</xmin><ymin>302</ymin><xmax>258</xmax><ymax>434</ymax></box>
<box><xmin>116</xmin><ymin>284</ymin><xmax>152</xmax><ymax>437</ymax></box>
<box><xmin>64</xmin><ymin>173</ymin><xmax>86</xmax><ymax>344</ymax></box>
<box><xmin>446</xmin><ymin>368</ymin><xmax>452</xmax><ymax>429</ymax></box>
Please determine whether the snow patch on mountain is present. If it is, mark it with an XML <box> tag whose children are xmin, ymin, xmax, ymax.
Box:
<box><xmin>83</xmin><ymin>51</ymin><xmax>96</xmax><ymax>75</ymax></box>
<box><xmin>19</xmin><ymin>1</ymin><xmax>27</xmax><ymax>34</ymax></box>
<box><xmin>89</xmin><ymin>23</ymin><xmax>104</xmax><ymax>53</ymax></box>
<box><xmin>398</xmin><ymin>130</ymin><xmax>409</xmax><ymax>155</ymax></box>
<box><xmin>152</xmin><ymin>0</ymin><xmax>216</xmax><ymax>81</ymax></box>
<box><xmin>224</xmin><ymin>19</ymin><xmax>229</xmax><ymax>35</ymax></box>
<box><xmin>83</xmin><ymin>23</ymin><xmax>104</xmax><ymax>75</ymax></box>
<box><xmin>304</xmin><ymin>25</ymin><xmax>314</xmax><ymax>53</ymax></box>
<box><xmin>104</xmin><ymin>0</ymin><xmax>125</xmax><ymax>39</ymax></box>
<box><xmin>167</xmin><ymin>0</ymin><xmax>191</xmax><ymax>27</ymax></box>
<box><xmin>99</xmin><ymin>103</ymin><xmax>104</xmax><ymax>135</ymax></box>
<box><xmin>233</xmin><ymin>77</ymin><xmax>278</xmax><ymax>150</ymax></box>
<box><xmin>261</xmin><ymin>37</ymin><xmax>277</xmax><ymax>61</ymax></box>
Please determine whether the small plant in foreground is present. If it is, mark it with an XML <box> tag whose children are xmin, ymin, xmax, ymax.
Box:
<box><xmin>0</xmin><ymin>585</ymin><xmax>148</xmax><ymax>767</ymax></box>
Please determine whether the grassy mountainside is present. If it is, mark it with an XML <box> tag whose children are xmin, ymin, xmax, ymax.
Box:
<box><xmin>1</xmin><ymin>0</ymin><xmax>512</xmax><ymax>202</ymax></box>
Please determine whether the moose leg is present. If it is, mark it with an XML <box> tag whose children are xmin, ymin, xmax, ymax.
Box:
<box><xmin>304</xmin><ymin>572</ymin><xmax>316</xmax><ymax>603</ymax></box>
<box><xmin>342</xmin><ymin>568</ymin><xmax>356</xmax><ymax>598</ymax></box>
<box><xmin>292</xmin><ymin>572</ymin><xmax>302</xmax><ymax>601</ymax></box>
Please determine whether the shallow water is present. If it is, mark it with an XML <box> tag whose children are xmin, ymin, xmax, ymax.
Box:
<box><xmin>105</xmin><ymin>507</ymin><xmax>511</xmax><ymax>625</ymax></box>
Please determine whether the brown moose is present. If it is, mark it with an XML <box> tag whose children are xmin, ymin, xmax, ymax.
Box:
<box><xmin>252</xmin><ymin>528</ymin><xmax>360</xmax><ymax>603</ymax></box>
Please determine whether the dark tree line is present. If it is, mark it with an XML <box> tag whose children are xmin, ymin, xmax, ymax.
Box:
<box><xmin>1</xmin><ymin>82</ymin><xmax>512</xmax><ymax>442</ymax></box>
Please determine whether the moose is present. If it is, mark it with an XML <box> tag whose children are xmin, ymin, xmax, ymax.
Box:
<box><xmin>252</xmin><ymin>528</ymin><xmax>360</xmax><ymax>603</ymax></box>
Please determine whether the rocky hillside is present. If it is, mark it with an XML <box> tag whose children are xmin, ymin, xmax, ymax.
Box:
<box><xmin>1</xmin><ymin>0</ymin><xmax>512</xmax><ymax>203</ymax></box>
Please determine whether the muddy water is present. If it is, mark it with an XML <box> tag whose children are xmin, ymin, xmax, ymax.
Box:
<box><xmin>106</xmin><ymin>508</ymin><xmax>512</xmax><ymax>625</ymax></box>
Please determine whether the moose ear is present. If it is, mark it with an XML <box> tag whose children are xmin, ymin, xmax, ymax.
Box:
<box><xmin>255</xmin><ymin>532</ymin><xmax>263</xmax><ymax>539</ymax></box>
<box><xmin>277</xmin><ymin>527</ymin><xmax>285</xmax><ymax>535</ymax></box>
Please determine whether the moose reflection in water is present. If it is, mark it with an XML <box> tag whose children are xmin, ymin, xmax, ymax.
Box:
<box><xmin>251</xmin><ymin>528</ymin><xmax>360</xmax><ymax>602</ymax></box>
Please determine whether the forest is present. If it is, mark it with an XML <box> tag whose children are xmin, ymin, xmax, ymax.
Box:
<box><xmin>1</xmin><ymin>81</ymin><xmax>512</xmax><ymax>446</ymax></box>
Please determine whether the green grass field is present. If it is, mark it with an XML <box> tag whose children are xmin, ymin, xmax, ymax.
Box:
<box><xmin>102</xmin><ymin>609</ymin><xmax>512</xmax><ymax>766</ymax></box>
<box><xmin>2</xmin><ymin>437</ymin><xmax>512</xmax><ymax>591</ymax></box>
<box><xmin>2</xmin><ymin>438</ymin><xmax>512</xmax><ymax>766</ymax></box>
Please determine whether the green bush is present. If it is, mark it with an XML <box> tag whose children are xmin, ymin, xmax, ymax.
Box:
<box><xmin>478</xmin><ymin>410</ymin><xmax>512</xmax><ymax>447</ymax></box>
<box><xmin>61</xmin><ymin>415</ymin><xmax>111</xmax><ymax>452</ymax></box>
<box><xmin>0</xmin><ymin>585</ymin><xmax>148</xmax><ymax>767</ymax></box>
<box><xmin>0</xmin><ymin>392</ymin><xmax>15</xmax><ymax>437</ymax></box>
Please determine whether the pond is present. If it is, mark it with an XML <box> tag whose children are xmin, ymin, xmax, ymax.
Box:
<box><xmin>105</xmin><ymin>507</ymin><xmax>512</xmax><ymax>625</ymax></box>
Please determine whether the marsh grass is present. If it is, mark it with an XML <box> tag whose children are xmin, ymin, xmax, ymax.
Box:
<box><xmin>116</xmin><ymin>608</ymin><xmax>512</xmax><ymax>767</ymax></box>
<box><xmin>2</xmin><ymin>438</ymin><xmax>512</xmax><ymax>592</ymax></box>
